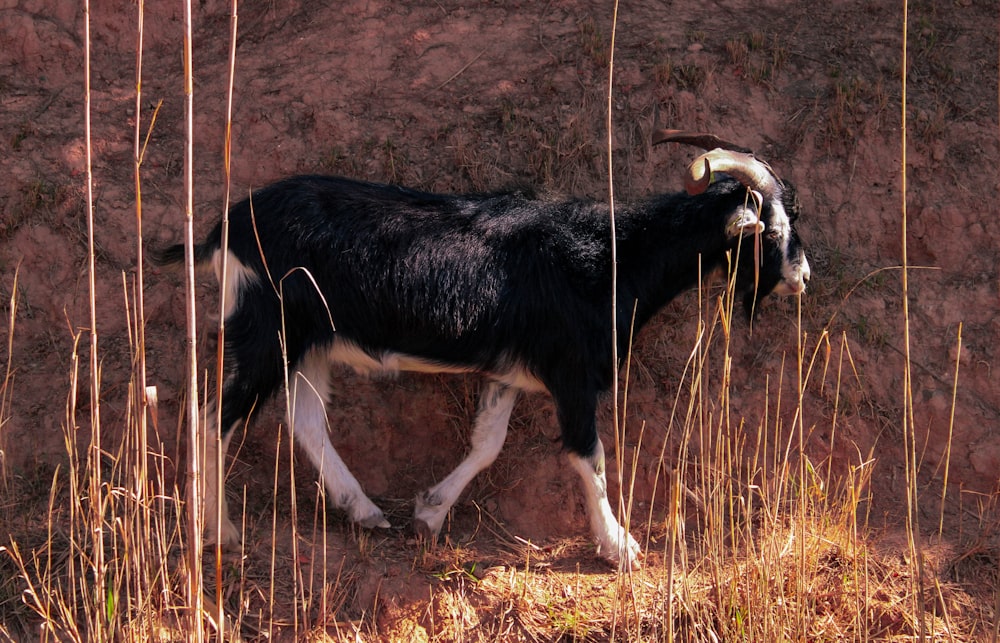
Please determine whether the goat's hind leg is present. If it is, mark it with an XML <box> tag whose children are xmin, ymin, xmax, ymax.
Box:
<box><xmin>201</xmin><ymin>403</ymin><xmax>241</xmax><ymax>548</ymax></box>
<box><xmin>291</xmin><ymin>350</ymin><xmax>390</xmax><ymax>529</ymax></box>
<box><xmin>414</xmin><ymin>381</ymin><xmax>518</xmax><ymax>540</ymax></box>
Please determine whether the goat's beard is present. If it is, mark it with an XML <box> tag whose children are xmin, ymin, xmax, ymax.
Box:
<box><xmin>739</xmin><ymin>274</ymin><xmax>781</xmax><ymax>321</ymax></box>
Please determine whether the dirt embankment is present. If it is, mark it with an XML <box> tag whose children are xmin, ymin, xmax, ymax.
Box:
<box><xmin>1</xmin><ymin>0</ymin><xmax>997</xmax><ymax>625</ymax></box>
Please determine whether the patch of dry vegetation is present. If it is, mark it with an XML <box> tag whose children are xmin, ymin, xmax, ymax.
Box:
<box><xmin>2</xmin><ymin>255</ymin><xmax>996</xmax><ymax>640</ymax></box>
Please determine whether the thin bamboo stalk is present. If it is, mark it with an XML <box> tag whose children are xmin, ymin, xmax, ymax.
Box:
<box><xmin>180</xmin><ymin>0</ymin><xmax>204</xmax><ymax>637</ymax></box>
<box><xmin>209</xmin><ymin>0</ymin><xmax>240</xmax><ymax>635</ymax></box>
<box><xmin>82</xmin><ymin>1</ymin><xmax>107</xmax><ymax>639</ymax></box>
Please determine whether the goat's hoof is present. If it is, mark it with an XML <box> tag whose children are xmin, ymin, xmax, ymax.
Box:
<box><xmin>616</xmin><ymin>535</ymin><xmax>643</xmax><ymax>571</ymax></box>
<box><xmin>413</xmin><ymin>492</ymin><xmax>446</xmax><ymax>540</ymax></box>
<box><xmin>599</xmin><ymin>532</ymin><xmax>642</xmax><ymax>571</ymax></box>
<box><xmin>205</xmin><ymin>537</ymin><xmax>242</xmax><ymax>554</ymax></box>
<box><xmin>413</xmin><ymin>517</ymin><xmax>439</xmax><ymax>542</ymax></box>
<box><xmin>620</xmin><ymin>549</ymin><xmax>643</xmax><ymax>571</ymax></box>
<box><xmin>205</xmin><ymin>519</ymin><xmax>242</xmax><ymax>550</ymax></box>
<box><xmin>356</xmin><ymin>511</ymin><xmax>391</xmax><ymax>530</ymax></box>
<box><xmin>604</xmin><ymin>550</ymin><xmax>642</xmax><ymax>571</ymax></box>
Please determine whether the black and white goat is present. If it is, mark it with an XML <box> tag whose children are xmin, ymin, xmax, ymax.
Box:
<box><xmin>156</xmin><ymin>130</ymin><xmax>810</xmax><ymax>569</ymax></box>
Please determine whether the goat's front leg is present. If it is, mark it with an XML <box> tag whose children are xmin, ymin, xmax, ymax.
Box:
<box><xmin>414</xmin><ymin>381</ymin><xmax>518</xmax><ymax>539</ymax></box>
<box><xmin>292</xmin><ymin>351</ymin><xmax>390</xmax><ymax>529</ymax></box>
<box><xmin>567</xmin><ymin>440</ymin><xmax>642</xmax><ymax>570</ymax></box>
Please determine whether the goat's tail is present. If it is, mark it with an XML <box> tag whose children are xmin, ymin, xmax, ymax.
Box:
<box><xmin>150</xmin><ymin>239</ymin><xmax>218</xmax><ymax>268</ymax></box>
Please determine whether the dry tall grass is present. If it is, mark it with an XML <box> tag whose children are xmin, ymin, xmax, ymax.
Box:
<box><xmin>1</xmin><ymin>2</ymin><xmax>997</xmax><ymax>642</ymax></box>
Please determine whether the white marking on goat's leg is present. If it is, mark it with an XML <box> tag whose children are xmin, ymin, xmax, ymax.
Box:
<box><xmin>291</xmin><ymin>350</ymin><xmax>390</xmax><ymax>529</ymax></box>
<box><xmin>202</xmin><ymin>410</ymin><xmax>240</xmax><ymax>548</ymax></box>
<box><xmin>414</xmin><ymin>381</ymin><xmax>518</xmax><ymax>539</ymax></box>
<box><xmin>567</xmin><ymin>441</ymin><xmax>641</xmax><ymax>570</ymax></box>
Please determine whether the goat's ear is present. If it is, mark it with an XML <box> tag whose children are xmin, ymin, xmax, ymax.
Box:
<box><xmin>725</xmin><ymin>188</ymin><xmax>766</xmax><ymax>238</ymax></box>
<box><xmin>726</xmin><ymin>206</ymin><xmax>766</xmax><ymax>238</ymax></box>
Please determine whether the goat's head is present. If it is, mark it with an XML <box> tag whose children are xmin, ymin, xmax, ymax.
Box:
<box><xmin>653</xmin><ymin>129</ymin><xmax>811</xmax><ymax>318</ymax></box>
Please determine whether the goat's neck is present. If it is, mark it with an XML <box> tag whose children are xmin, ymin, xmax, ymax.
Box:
<box><xmin>615</xmin><ymin>194</ymin><xmax>733</xmax><ymax>331</ymax></box>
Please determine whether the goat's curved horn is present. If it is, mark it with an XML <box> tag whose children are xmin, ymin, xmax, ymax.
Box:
<box><xmin>684</xmin><ymin>149</ymin><xmax>779</xmax><ymax>197</ymax></box>
<box><xmin>651</xmin><ymin>129</ymin><xmax>778</xmax><ymax>196</ymax></box>
<box><xmin>651</xmin><ymin>129</ymin><xmax>753</xmax><ymax>154</ymax></box>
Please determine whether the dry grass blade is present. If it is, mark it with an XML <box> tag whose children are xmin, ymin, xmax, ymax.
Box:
<box><xmin>179</xmin><ymin>0</ymin><xmax>205</xmax><ymax>635</ymax></box>
<box><xmin>0</xmin><ymin>264</ymin><xmax>18</xmax><ymax>493</ymax></box>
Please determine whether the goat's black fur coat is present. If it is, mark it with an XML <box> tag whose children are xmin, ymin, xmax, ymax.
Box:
<box><xmin>161</xmin><ymin>175</ymin><xmax>800</xmax><ymax>456</ymax></box>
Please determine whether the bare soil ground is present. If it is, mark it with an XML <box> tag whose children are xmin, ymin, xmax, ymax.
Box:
<box><xmin>1</xmin><ymin>0</ymin><xmax>998</xmax><ymax>639</ymax></box>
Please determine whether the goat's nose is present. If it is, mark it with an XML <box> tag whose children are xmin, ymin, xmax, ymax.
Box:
<box><xmin>800</xmin><ymin>256</ymin><xmax>811</xmax><ymax>285</ymax></box>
